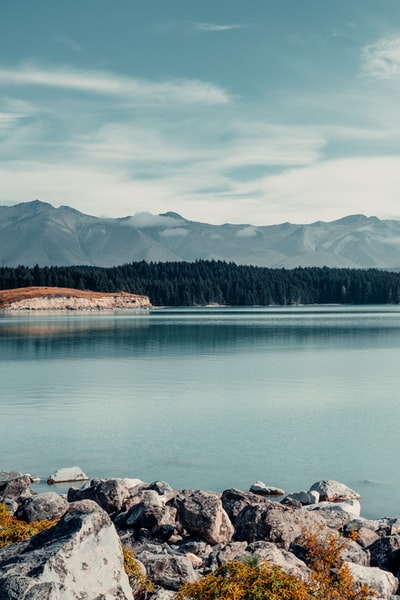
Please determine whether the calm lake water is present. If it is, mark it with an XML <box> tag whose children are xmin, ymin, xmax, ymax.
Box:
<box><xmin>1</xmin><ymin>305</ymin><xmax>400</xmax><ymax>519</ymax></box>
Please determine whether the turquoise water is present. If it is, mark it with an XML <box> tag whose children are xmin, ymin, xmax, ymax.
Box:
<box><xmin>1</xmin><ymin>306</ymin><xmax>400</xmax><ymax>519</ymax></box>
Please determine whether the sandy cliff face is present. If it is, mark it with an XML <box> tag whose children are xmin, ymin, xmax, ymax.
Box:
<box><xmin>0</xmin><ymin>287</ymin><xmax>151</xmax><ymax>311</ymax></box>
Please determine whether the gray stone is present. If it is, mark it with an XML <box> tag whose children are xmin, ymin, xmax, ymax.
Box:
<box><xmin>233</xmin><ymin>502</ymin><xmax>326</xmax><ymax>549</ymax></box>
<box><xmin>0</xmin><ymin>471</ymin><xmax>24</xmax><ymax>482</ymax></box>
<box><xmin>346</xmin><ymin>562</ymin><xmax>399</xmax><ymax>600</ymax></box>
<box><xmin>339</xmin><ymin>538</ymin><xmax>370</xmax><ymax>566</ymax></box>
<box><xmin>241</xmin><ymin>540</ymin><xmax>311</xmax><ymax>582</ymax></box>
<box><xmin>47</xmin><ymin>466</ymin><xmax>88</xmax><ymax>484</ymax></box>
<box><xmin>369</xmin><ymin>536</ymin><xmax>400</xmax><ymax>573</ymax></box>
<box><xmin>68</xmin><ymin>478</ymin><xmax>131</xmax><ymax>513</ymax></box>
<box><xmin>309</xmin><ymin>479</ymin><xmax>360</xmax><ymax>502</ymax></box>
<box><xmin>149</xmin><ymin>586</ymin><xmax>177</xmax><ymax>600</ymax></box>
<box><xmin>0</xmin><ymin>499</ymin><xmax>134</xmax><ymax>599</ymax></box>
<box><xmin>136</xmin><ymin>551</ymin><xmax>198</xmax><ymax>591</ymax></box>
<box><xmin>221</xmin><ymin>488</ymin><xmax>273</xmax><ymax>524</ymax></box>
<box><xmin>176</xmin><ymin>490</ymin><xmax>234</xmax><ymax>545</ymax></box>
<box><xmin>206</xmin><ymin>541</ymin><xmax>248</xmax><ymax>569</ymax></box>
<box><xmin>250</xmin><ymin>481</ymin><xmax>285</xmax><ymax>496</ymax></box>
<box><xmin>17</xmin><ymin>492</ymin><xmax>69</xmax><ymax>523</ymax></box>
<box><xmin>285</xmin><ymin>490</ymin><xmax>320</xmax><ymax>505</ymax></box>
<box><xmin>0</xmin><ymin>474</ymin><xmax>33</xmax><ymax>506</ymax></box>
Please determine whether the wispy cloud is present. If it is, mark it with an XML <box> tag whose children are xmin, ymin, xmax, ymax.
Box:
<box><xmin>55</xmin><ymin>36</ymin><xmax>82</xmax><ymax>53</ymax></box>
<box><xmin>195</xmin><ymin>22</ymin><xmax>246</xmax><ymax>32</ymax></box>
<box><xmin>0</xmin><ymin>63</ymin><xmax>231</xmax><ymax>105</ymax></box>
<box><xmin>361</xmin><ymin>36</ymin><xmax>400</xmax><ymax>79</ymax></box>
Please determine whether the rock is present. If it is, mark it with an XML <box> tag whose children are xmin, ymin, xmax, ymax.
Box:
<box><xmin>346</xmin><ymin>562</ymin><xmax>399</xmax><ymax>600</ymax></box>
<box><xmin>249</xmin><ymin>481</ymin><xmax>285</xmax><ymax>496</ymax></box>
<box><xmin>0</xmin><ymin>470</ymin><xmax>24</xmax><ymax>481</ymax></box>
<box><xmin>0</xmin><ymin>474</ymin><xmax>33</xmax><ymax>509</ymax></box>
<box><xmin>0</xmin><ymin>499</ymin><xmax>134</xmax><ymax>599</ymax></box>
<box><xmin>176</xmin><ymin>490</ymin><xmax>234</xmax><ymax>545</ymax></box>
<box><xmin>284</xmin><ymin>490</ymin><xmax>320</xmax><ymax>505</ymax></box>
<box><xmin>304</xmin><ymin>500</ymin><xmax>361</xmax><ymax>530</ymax></box>
<box><xmin>233</xmin><ymin>502</ymin><xmax>326</xmax><ymax>549</ymax></box>
<box><xmin>369</xmin><ymin>536</ymin><xmax>400</xmax><ymax>573</ymax></box>
<box><xmin>17</xmin><ymin>492</ymin><xmax>69</xmax><ymax>523</ymax></box>
<box><xmin>135</xmin><ymin>551</ymin><xmax>198</xmax><ymax>591</ymax></box>
<box><xmin>47</xmin><ymin>466</ymin><xmax>88</xmax><ymax>484</ymax></box>
<box><xmin>185</xmin><ymin>552</ymin><xmax>204</xmax><ymax>569</ymax></box>
<box><xmin>309</xmin><ymin>480</ymin><xmax>360</xmax><ymax>502</ymax></box>
<box><xmin>241</xmin><ymin>540</ymin><xmax>311</xmax><ymax>582</ymax></box>
<box><xmin>206</xmin><ymin>541</ymin><xmax>248</xmax><ymax>570</ymax></box>
<box><xmin>339</xmin><ymin>538</ymin><xmax>370</xmax><ymax>566</ymax></box>
<box><xmin>68</xmin><ymin>478</ymin><xmax>131</xmax><ymax>513</ymax></box>
<box><xmin>221</xmin><ymin>488</ymin><xmax>273</xmax><ymax>524</ymax></box>
<box><xmin>149</xmin><ymin>586</ymin><xmax>177</xmax><ymax>600</ymax></box>
<box><xmin>124</xmin><ymin>502</ymin><xmax>177</xmax><ymax>539</ymax></box>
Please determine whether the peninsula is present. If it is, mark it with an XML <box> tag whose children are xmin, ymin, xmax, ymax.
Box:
<box><xmin>0</xmin><ymin>286</ymin><xmax>152</xmax><ymax>311</ymax></box>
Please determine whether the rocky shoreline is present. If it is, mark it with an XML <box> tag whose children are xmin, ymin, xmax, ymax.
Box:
<box><xmin>1</xmin><ymin>469</ymin><xmax>400</xmax><ymax>599</ymax></box>
<box><xmin>0</xmin><ymin>286</ymin><xmax>152</xmax><ymax>311</ymax></box>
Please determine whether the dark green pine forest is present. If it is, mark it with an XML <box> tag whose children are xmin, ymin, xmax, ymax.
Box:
<box><xmin>0</xmin><ymin>261</ymin><xmax>400</xmax><ymax>306</ymax></box>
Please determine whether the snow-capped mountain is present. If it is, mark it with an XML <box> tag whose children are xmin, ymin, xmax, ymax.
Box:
<box><xmin>1</xmin><ymin>200</ymin><xmax>400</xmax><ymax>269</ymax></box>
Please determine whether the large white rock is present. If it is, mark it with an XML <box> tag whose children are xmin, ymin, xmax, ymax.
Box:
<box><xmin>0</xmin><ymin>500</ymin><xmax>134</xmax><ymax>599</ymax></box>
<box><xmin>346</xmin><ymin>562</ymin><xmax>399</xmax><ymax>600</ymax></box>
<box><xmin>306</xmin><ymin>499</ymin><xmax>361</xmax><ymax>517</ymax></box>
<box><xmin>309</xmin><ymin>480</ymin><xmax>360</xmax><ymax>502</ymax></box>
<box><xmin>47</xmin><ymin>466</ymin><xmax>88</xmax><ymax>484</ymax></box>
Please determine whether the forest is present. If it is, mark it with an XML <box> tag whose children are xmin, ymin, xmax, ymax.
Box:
<box><xmin>0</xmin><ymin>260</ymin><xmax>399</xmax><ymax>306</ymax></box>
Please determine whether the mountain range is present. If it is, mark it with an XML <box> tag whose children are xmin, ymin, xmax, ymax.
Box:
<box><xmin>1</xmin><ymin>200</ymin><xmax>400</xmax><ymax>269</ymax></box>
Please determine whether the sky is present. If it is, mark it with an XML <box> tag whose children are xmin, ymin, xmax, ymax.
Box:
<box><xmin>1</xmin><ymin>0</ymin><xmax>400</xmax><ymax>225</ymax></box>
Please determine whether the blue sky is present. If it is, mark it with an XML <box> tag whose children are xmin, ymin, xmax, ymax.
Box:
<box><xmin>1</xmin><ymin>0</ymin><xmax>400</xmax><ymax>224</ymax></box>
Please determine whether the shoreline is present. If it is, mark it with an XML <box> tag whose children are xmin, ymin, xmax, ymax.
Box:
<box><xmin>1</xmin><ymin>470</ymin><xmax>400</xmax><ymax>599</ymax></box>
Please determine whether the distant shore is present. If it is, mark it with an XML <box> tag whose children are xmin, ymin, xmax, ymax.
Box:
<box><xmin>0</xmin><ymin>286</ymin><xmax>152</xmax><ymax>311</ymax></box>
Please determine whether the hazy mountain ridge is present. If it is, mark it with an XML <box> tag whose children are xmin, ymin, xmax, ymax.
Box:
<box><xmin>1</xmin><ymin>200</ymin><xmax>400</xmax><ymax>269</ymax></box>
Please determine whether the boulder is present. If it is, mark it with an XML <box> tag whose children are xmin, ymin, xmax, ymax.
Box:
<box><xmin>249</xmin><ymin>481</ymin><xmax>285</xmax><ymax>496</ymax></box>
<box><xmin>47</xmin><ymin>466</ymin><xmax>88</xmax><ymax>484</ymax></box>
<box><xmin>369</xmin><ymin>535</ymin><xmax>400</xmax><ymax>573</ymax></box>
<box><xmin>0</xmin><ymin>470</ymin><xmax>24</xmax><ymax>481</ymax></box>
<box><xmin>135</xmin><ymin>551</ymin><xmax>198</xmax><ymax>591</ymax></box>
<box><xmin>150</xmin><ymin>587</ymin><xmax>177</xmax><ymax>600</ymax></box>
<box><xmin>0</xmin><ymin>474</ymin><xmax>33</xmax><ymax>508</ymax></box>
<box><xmin>124</xmin><ymin>503</ymin><xmax>178</xmax><ymax>539</ymax></box>
<box><xmin>68</xmin><ymin>478</ymin><xmax>131</xmax><ymax>513</ymax></box>
<box><xmin>17</xmin><ymin>492</ymin><xmax>69</xmax><ymax>523</ymax></box>
<box><xmin>309</xmin><ymin>480</ymin><xmax>360</xmax><ymax>502</ymax></box>
<box><xmin>241</xmin><ymin>540</ymin><xmax>311</xmax><ymax>582</ymax></box>
<box><xmin>176</xmin><ymin>490</ymin><xmax>234</xmax><ymax>545</ymax></box>
<box><xmin>206</xmin><ymin>541</ymin><xmax>248</xmax><ymax>570</ymax></box>
<box><xmin>221</xmin><ymin>488</ymin><xmax>273</xmax><ymax>524</ymax></box>
<box><xmin>0</xmin><ymin>500</ymin><xmax>134</xmax><ymax>599</ymax></box>
<box><xmin>233</xmin><ymin>502</ymin><xmax>326</xmax><ymax>549</ymax></box>
<box><xmin>346</xmin><ymin>562</ymin><xmax>399</xmax><ymax>600</ymax></box>
<box><xmin>339</xmin><ymin>538</ymin><xmax>370</xmax><ymax>566</ymax></box>
<box><xmin>284</xmin><ymin>490</ymin><xmax>320</xmax><ymax>505</ymax></box>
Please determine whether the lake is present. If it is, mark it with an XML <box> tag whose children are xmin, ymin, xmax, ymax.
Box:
<box><xmin>1</xmin><ymin>305</ymin><xmax>400</xmax><ymax>519</ymax></box>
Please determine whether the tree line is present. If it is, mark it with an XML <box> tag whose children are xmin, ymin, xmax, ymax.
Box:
<box><xmin>0</xmin><ymin>261</ymin><xmax>399</xmax><ymax>306</ymax></box>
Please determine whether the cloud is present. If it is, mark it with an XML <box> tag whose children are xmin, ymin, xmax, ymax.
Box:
<box><xmin>361</xmin><ymin>36</ymin><xmax>400</xmax><ymax>79</ymax></box>
<box><xmin>125</xmin><ymin>212</ymin><xmax>180</xmax><ymax>228</ymax></box>
<box><xmin>236</xmin><ymin>226</ymin><xmax>258</xmax><ymax>238</ymax></box>
<box><xmin>0</xmin><ymin>63</ymin><xmax>231</xmax><ymax>105</ymax></box>
<box><xmin>159</xmin><ymin>227</ymin><xmax>188</xmax><ymax>237</ymax></box>
<box><xmin>195</xmin><ymin>22</ymin><xmax>246</xmax><ymax>32</ymax></box>
<box><xmin>2</xmin><ymin>154</ymin><xmax>400</xmax><ymax>226</ymax></box>
<box><xmin>55</xmin><ymin>36</ymin><xmax>82</xmax><ymax>53</ymax></box>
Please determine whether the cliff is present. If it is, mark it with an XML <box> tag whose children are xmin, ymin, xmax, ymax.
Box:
<box><xmin>0</xmin><ymin>286</ymin><xmax>152</xmax><ymax>311</ymax></box>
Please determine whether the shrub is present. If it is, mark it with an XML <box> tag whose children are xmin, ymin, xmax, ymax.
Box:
<box><xmin>0</xmin><ymin>502</ymin><xmax>56</xmax><ymax>547</ymax></box>
<box><xmin>178</xmin><ymin>530</ymin><xmax>374</xmax><ymax>600</ymax></box>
